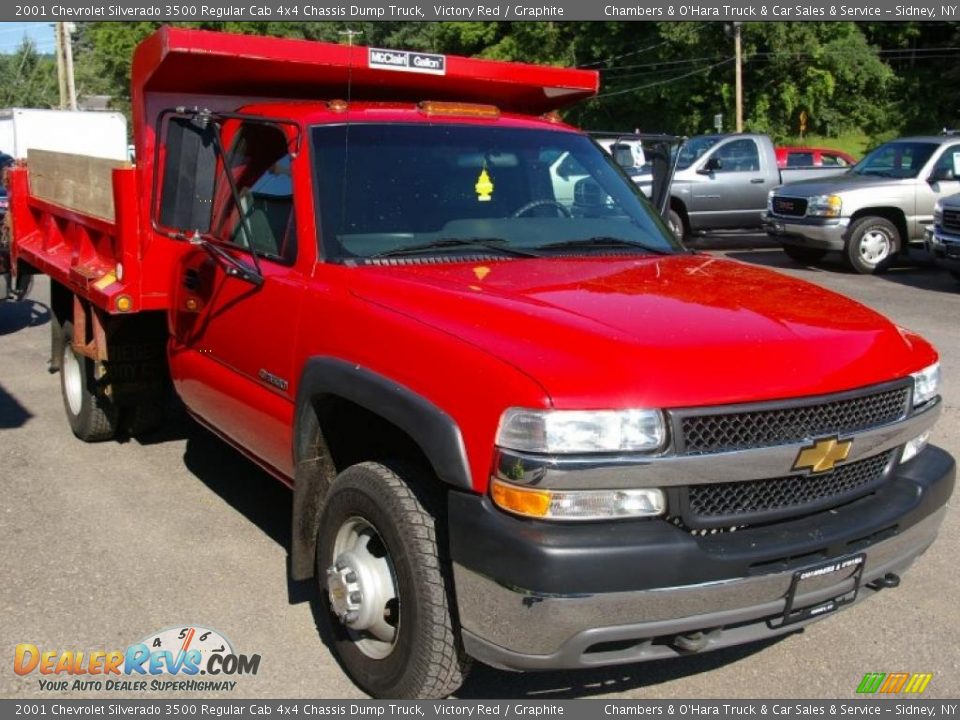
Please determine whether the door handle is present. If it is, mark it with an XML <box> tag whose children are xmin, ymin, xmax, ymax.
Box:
<box><xmin>750</xmin><ymin>178</ymin><xmax>766</xmax><ymax>184</ymax></box>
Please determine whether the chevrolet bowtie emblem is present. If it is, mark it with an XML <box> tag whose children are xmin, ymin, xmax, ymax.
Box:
<box><xmin>793</xmin><ymin>437</ymin><xmax>853</xmax><ymax>473</ymax></box>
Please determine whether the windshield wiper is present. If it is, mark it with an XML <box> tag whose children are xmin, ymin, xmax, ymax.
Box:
<box><xmin>370</xmin><ymin>237</ymin><xmax>541</xmax><ymax>259</ymax></box>
<box><xmin>536</xmin><ymin>236</ymin><xmax>673</xmax><ymax>255</ymax></box>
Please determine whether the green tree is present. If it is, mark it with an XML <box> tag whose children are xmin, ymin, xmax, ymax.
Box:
<box><xmin>62</xmin><ymin>21</ymin><xmax>960</xmax><ymax>143</ymax></box>
<box><xmin>0</xmin><ymin>39</ymin><xmax>58</xmax><ymax>109</ymax></box>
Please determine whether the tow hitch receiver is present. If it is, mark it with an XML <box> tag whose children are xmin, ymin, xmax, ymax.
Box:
<box><xmin>770</xmin><ymin>553</ymin><xmax>866</xmax><ymax>628</ymax></box>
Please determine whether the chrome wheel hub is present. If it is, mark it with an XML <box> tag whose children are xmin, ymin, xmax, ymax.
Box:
<box><xmin>63</xmin><ymin>346</ymin><xmax>83</xmax><ymax>417</ymax></box>
<box><xmin>859</xmin><ymin>230</ymin><xmax>891</xmax><ymax>265</ymax></box>
<box><xmin>326</xmin><ymin>517</ymin><xmax>399</xmax><ymax>659</ymax></box>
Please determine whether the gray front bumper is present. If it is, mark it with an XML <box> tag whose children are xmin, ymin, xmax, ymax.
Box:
<box><xmin>457</xmin><ymin>507</ymin><xmax>945</xmax><ymax>670</ymax></box>
<box><xmin>762</xmin><ymin>213</ymin><xmax>849</xmax><ymax>249</ymax></box>
<box><xmin>926</xmin><ymin>225</ymin><xmax>960</xmax><ymax>272</ymax></box>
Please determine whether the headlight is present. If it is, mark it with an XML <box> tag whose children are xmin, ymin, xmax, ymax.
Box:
<box><xmin>807</xmin><ymin>194</ymin><xmax>843</xmax><ymax>218</ymax></box>
<box><xmin>934</xmin><ymin>200</ymin><xmax>943</xmax><ymax>225</ymax></box>
<box><xmin>767</xmin><ymin>189</ymin><xmax>775</xmax><ymax>211</ymax></box>
<box><xmin>496</xmin><ymin>408</ymin><xmax>666</xmax><ymax>454</ymax></box>
<box><xmin>490</xmin><ymin>478</ymin><xmax>665</xmax><ymax>520</ymax></box>
<box><xmin>911</xmin><ymin>362</ymin><xmax>940</xmax><ymax>407</ymax></box>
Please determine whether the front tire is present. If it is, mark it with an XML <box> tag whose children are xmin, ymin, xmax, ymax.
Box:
<box><xmin>950</xmin><ymin>270</ymin><xmax>960</xmax><ymax>283</ymax></box>
<box><xmin>59</xmin><ymin>320</ymin><xmax>118</xmax><ymax>442</ymax></box>
<box><xmin>782</xmin><ymin>244</ymin><xmax>827</xmax><ymax>265</ymax></box>
<box><xmin>844</xmin><ymin>216</ymin><xmax>900</xmax><ymax>274</ymax></box>
<box><xmin>666</xmin><ymin>208</ymin><xmax>686</xmax><ymax>243</ymax></box>
<box><xmin>316</xmin><ymin>462</ymin><xmax>469</xmax><ymax>699</ymax></box>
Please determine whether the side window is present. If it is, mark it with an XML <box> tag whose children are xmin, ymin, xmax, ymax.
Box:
<box><xmin>714</xmin><ymin>139</ymin><xmax>760</xmax><ymax>173</ymax></box>
<box><xmin>931</xmin><ymin>144</ymin><xmax>960</xmax><ymax>181</ymax></box>
<box><xmin>822</xmin><ymin>153</ymin><xmax>847</xmax><ymax>167</ymax></box>
<box><xmin>215</xmin><ymin>122</ymin><xmax>297</xmax><ymax>264</ymax></box>
<box><xmin>787</xmin><ymin>152</ymin><xmax>815</xmax><ymax>167</ymax></box>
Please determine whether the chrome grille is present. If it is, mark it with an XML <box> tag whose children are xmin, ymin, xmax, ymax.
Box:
<box><xmin>772</xmin><ymin>196</ymin><xmax>807</xmax><ymax>217</ymax></box>
<box><xmin>679</xmin><ymin>451</ymin><xmax>894</xmax><ymax>529</ymax></box>
<box><xmin>676</xmin><ymin>385</ymin><xmax>910</xmax><ymax>455</ymax></box>
<box><xmin>942</xmin><ymin>208</ymin><xmax>960</xmax><ymax>234</ymax></box>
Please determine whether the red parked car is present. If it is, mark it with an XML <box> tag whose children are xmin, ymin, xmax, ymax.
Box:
<box><xmin>776</xmin><ymin>145</ymin><xmax>857</xmax><ymax>169</ymax></box>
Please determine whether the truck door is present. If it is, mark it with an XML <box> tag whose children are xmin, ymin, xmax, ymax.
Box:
<box><xmin>169</xmin><ymin>120</ymin><xmax>304</xmax><ymax>478</ymax></box>
<box><xmin>689</xmin><ymin>138</ymin><xmax>768</xmax><ymax>229</ymax></box>
<box><xmin>915</xmin><ymin>143</ymin><xmax>960</xmax><ymax>239</ymax></box>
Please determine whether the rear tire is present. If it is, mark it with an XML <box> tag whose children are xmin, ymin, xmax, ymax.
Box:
<box><xmin>844</xmin><ymin>216</ymin><xmax>900</xmax><ymax>274</ymax></box>
<box><xmin>782</xmin><ymin>245</ymin><xmax>827</xmax><ymax>265</ymax></box>
<box><xmin>316</xmin><ymin>462</ymin><xmax>469</xmax><ymax>699</ymax></box>
<box><xmin>59</xmin><ymin>319</ymin><xmax>118</xmax><ymax>442</ymax></box>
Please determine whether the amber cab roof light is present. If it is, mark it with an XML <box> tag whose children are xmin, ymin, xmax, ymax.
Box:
<box><xmin>418</xmin><ymin>101</ymin><xmax>500</xmax><ymax>119</ymax></box>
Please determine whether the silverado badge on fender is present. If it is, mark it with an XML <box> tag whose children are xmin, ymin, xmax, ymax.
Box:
<box><xmin>258</xmin><ymin>369</ymin><xmax>289</xmax><ymax>392</ymax></box>
<box><xmin>793</xmin><ymin>437</ymin><xmax>853</xmax><ymax>473</ymax></box>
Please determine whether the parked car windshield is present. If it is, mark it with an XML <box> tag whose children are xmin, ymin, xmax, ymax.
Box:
<box><xmin>675</xmin><ymin>136</ymin><xmax>721</xmax><ymax>170</ymax></box>
<box><xmin>850</xmin><ymin>141</ymin><xmax>939</xmax><ymax>179</ymax></box>
<box><xmin>311</xmin><ymin>124</ymin><xmax>680</xmax><ymax>261</ymax></box>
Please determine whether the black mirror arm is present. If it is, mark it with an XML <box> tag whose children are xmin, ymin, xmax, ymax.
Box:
<box><xmin>190</xmin><ymin>231</ymin><xmax>264</xmax><ymax>287</ymax></box>
<box><xmin>209</xmin><ymin>122</ymin><xmax>264</xmax><ymax>283</ymax></box>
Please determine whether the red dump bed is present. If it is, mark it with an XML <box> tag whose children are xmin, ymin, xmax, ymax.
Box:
<box><xmin>131</xmin><ymin>27</ymin><xmax>598</xmax><ymax>114</ymax></box>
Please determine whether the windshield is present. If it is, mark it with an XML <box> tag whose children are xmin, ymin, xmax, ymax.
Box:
<box><xmin>851</xmin><ymin>141</ymin><xmax>939</xmax><ymax>179</ymax></box>
<box><xmin>676</xmin><ymin>136</ymin><xmax>721</xmax><ymax>170</ymax></box>
<box><xmin>311</xmin><ymin>124</ymin><xmax>680</xmax><ymax>261</ymax></box>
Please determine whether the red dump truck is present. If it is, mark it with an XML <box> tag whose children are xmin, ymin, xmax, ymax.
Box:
<box><xmin>5</xmin><ymin>28</ymin><xmax>954</xmax><ymax>699</ymax></box>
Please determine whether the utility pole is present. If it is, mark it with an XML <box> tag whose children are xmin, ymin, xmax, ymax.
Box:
<box><xmin>338</xmin><ymin>29</ymin><xmax>362</xmax><ymax>46</ymax></box>
<box><xmin>54</xmin><ymin>23</ymin><xmax>67</xmax><ymax>109</ymax></box>
<box><xmin>63</xmin><ymin>22</ymin><xmax>78</xmax><ymax>110</ymax></box>
<box><xmin>734</xmin><ymin>22</ymin><xmax>743</xmax><ymax>133</ymax></box>
<box><xmin>54</xmin><ymin>22</ymin><xmax>77</xmax><ymax>110</ymax></box>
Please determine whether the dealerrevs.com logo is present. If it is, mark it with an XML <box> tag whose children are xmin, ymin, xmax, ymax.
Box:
<box><xmin>14</xmin><ymin>626</ymin><xmax>261</xmax><ymax>692</ymax></box>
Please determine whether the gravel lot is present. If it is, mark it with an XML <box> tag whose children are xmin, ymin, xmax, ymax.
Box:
<box><xmin>1</xmin><ymin>238</ymin><xmax>957</xmax><ymax>700</ymax></box>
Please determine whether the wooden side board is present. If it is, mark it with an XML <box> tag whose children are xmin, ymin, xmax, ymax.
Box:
<box><xmin>27</xmin><ymin>150</ymin><xmax>130</xmax><ymax>222</ymax></box>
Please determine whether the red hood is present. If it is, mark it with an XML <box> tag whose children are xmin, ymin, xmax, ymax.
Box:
<box><xmin>350</xmin><ymin>255</ymin><xmax>936</xmax><ymax>409</ymax></box>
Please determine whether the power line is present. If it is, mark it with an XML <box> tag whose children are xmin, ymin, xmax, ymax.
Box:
<box><xmin>601</xmin><ymin>55</ymin><xmax>729</xmax><ymax>73</ymax></box>
<box><xmin>578</xmin><ymin>25</ymin><xmax>705</xmax><ymax>69</ymax></box>
<box><xmin>602</xmin><ymin>58</ymin><xmax>733</xmax><ymax>82</ymax></box>
<box><xmin>598</xmin><ymin>44</ymin><xmax>960</xmax><ymax>75</ymax></box>
<box><xmin>595</xmin><ymin>57</ymin><xmax>735</xmax><ymax>99</ymax></box>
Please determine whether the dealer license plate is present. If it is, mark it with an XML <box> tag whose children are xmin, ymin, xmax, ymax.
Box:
<box><xmin>769</xmin><ymin>553</ymin><xmax>866</xmax><ymax>628</ymax></box>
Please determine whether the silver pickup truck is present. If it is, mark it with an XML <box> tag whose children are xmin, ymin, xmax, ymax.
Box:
<box><xmin>764</xmin><ymin>135</ymin><xmax>960</xmax><ymax>274</ymax></box>
<box><xmin>635</xmin><ymin>133</ymin><xmax>845</xmax><ymax>241</ymax></box>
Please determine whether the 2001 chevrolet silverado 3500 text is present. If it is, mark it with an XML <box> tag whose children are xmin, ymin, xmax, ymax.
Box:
<box><xmin>5</xmin><ymin>29</ymin><xmax>955</xmax><ymax>699</ymax></box>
